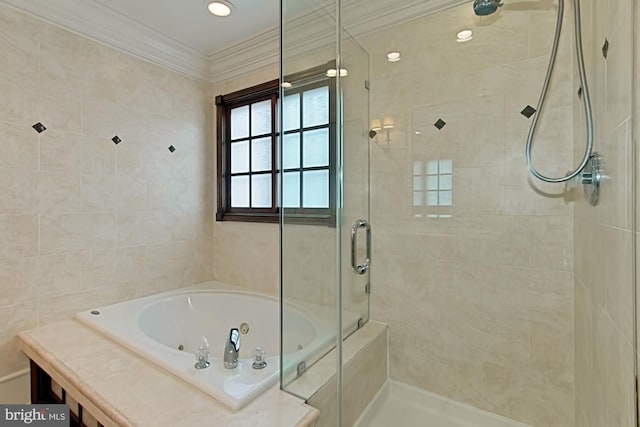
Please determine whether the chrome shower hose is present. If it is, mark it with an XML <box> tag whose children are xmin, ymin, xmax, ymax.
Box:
<box><xmin>525</xmin><ymin>0</ymin><xmax>594</xmax><ymax>183</ymax></box>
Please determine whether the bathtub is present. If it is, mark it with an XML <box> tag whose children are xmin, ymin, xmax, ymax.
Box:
<box><xmin>75</xmin><ymin>281</ymin><xmax>337</xmax><ymax>410</ymax></box>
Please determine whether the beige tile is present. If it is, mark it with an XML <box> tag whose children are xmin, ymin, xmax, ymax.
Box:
<box><xmin>0</xmin><ymin>215</ymin><xmax>37</xmax><ymax>259</ymax></box>
<box><xmin>0</xmin><ymin>5</ymin><xmax>40</xmax><ymax>84</ymax></box>
<box><xmin>81</xmin><ymin>174</ymin><xmax>146</xmax><ymax>212</ymax></box>
<box><xmin>38</xmin><ymin>172</ymin><xmax>82</xmax><ymax>213</ymax></box>
<box><xmin>40</xmin><ymin>213</ymin><xmax>117</xmax><ymax>255</ymax></box>
<box><xmin>35</xmin><ymin>87</ymin><xmax>82</xmax><ymax>134</ymax></box>
<box><xmin>81</xmin><ymin>249</ymin><xmax>118</xmax><ymax>290</ymax></box>
<box><xmin>0</xmin><ymin>121</ymin><xmax>38</xmax><ymax>172</ymax></box>
<box><xmin>0</xmin><ymin>169</ymin><xmax>37</xmax><ymax>215</ymax></box>
<box><xmin>38</xmin><ymin>286</ymin><xmax>119</xmax><ymax>324</ymax></box>
<box><xmin>0</xmin><ymin>301</ymin><xmax>38</xmax><ymax>345</ymax></box>
<box><xmin>39</xmin><ymin>130</ymin><xmax>84</xmax><ymax>173</ymax></box>
<box><xmin>0</xmin><ymin>76</ymin><xmax>38</xmax><ymax>127</ymax></box>
<box><xmin>33</xmin><ymin>253</ymin><xmax>82</xmax><ymax>298</ymax></box>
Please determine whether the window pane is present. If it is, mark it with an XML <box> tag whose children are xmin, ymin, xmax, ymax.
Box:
<box><xmin>413</xmin><ymin>161</ymin><xmax>423</xmax><ymax>176</ymax></box>
<box><xmin>251</xmin><ymin>100</ymin><xmax>271</xmax><ymax>136</ymax></box>
<box><xmin>231</xmin><ymin>141</ymin><xmax>249</xmax><ymax>173</ymax></box>
<box><xmin>251</xmin><ymin>174</ymin><xmax>271</xmax><ymax>208</ymax></box>
<box><xmin>302</xmin><ymin>170</ymin><xmax>329</xmax><ymax>208</ymax></box>
<box><xmin>427</xmin><ymin>175</ymin><xmax>438</xmax><ymax>191</ymax></box>
<box><xmin>426</xmin><ymin>191</ymin><xmax>438</xmax><ymax>206</ymax></box>
<box><xmin>439</xmin><ymin>159</ymin><xmax>453</xmax><ymax>174</ymax></box>
<box><xmin>283</xmin><ymin>94</ymin><xmax>300</xmax><ymax>132</ymax></box>
<box><xmin>231</xmin><ymin>105</ymin><xmax>249</xmax><ymax>140</ymax></box>
<box><xmin>302</xmin><ymin>128</ymin><xmax>329</xmax><ymax>168</ymax></box>
<box><xmin>251</xmin><ymin>137</ymin><xmax>271</xmax><ymax>172</ymax></box>
<box><xmin>426</xmin><ymin>160</ymin><xmax>439</xmax><ymax>175</ymax></box>
<box><xmin>413</xmin><ymin>176</ymin><xmax>423</xmax><ymax>191</ymax></box>
<box><xmin>439</xmin><ymin>174</ymin><xmax>452</xmax><ymax>190</ymax></box>
<box><xmin>440</xmin><ymin>191</ymin><xmax>453</xmax><ymax>206</ymax></box>
<box><xmin>283</xmin><ymin>172</ymin><xmax>300</xmax><ymax>208</ymax></box>
<box><xmin>413</xmin><ymin>191</ymin><xmax>424</xmax><ymax>207</ymax></box>
<box><xmin>303</xmin><ymin>86</ymin><xmax>329</xmax><ymax>127</ymax></box>
<box><xmin>283</xmin><ymin>133</ymin><xmax>300</xmax><ymax>169</ymax></box>
<box><xmin>231</xmin><ymin>176</ymin><xmax>250</xmax><ymax>207</ymax></box>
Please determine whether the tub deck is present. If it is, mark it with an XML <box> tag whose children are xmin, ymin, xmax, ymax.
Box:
<box><xmin>18</xmin><ymin>320</ymin><xmax>319</xmax><ymax>427</ymax></box>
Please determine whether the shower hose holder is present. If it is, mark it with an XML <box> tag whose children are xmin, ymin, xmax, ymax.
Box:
<box><xmin>565</xmin><ymin>153</ymin><xmax>602</xmax><ymax>206</ymax></box>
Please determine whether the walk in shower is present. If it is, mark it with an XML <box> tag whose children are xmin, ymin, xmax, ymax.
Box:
<box><xmin>280</xmin><ymin>0</ymin><xmax>638</xmax><ymax>426</ymax></box>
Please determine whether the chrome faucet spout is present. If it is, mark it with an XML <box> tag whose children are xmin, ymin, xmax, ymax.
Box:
<box><xmin>223</xmin><ymin>328</ymin><xmax>240</xmax><ymax>369</ymax></box>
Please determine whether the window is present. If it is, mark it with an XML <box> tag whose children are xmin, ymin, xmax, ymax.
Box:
<box><xmin>413</xmin><ymin>159</ymin><xmax>453</xmax><ymax>218</ymax></box>
<box><xmin>216</xmin><ymin>67</ymin><xmax>335</xmax><ymax>223</ymax></box>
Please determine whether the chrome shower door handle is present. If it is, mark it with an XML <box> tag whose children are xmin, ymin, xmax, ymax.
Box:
<box><xmin>350</xmin><ymin>219</ymin><xmax>371</xmax><ymax>275</ymax></box>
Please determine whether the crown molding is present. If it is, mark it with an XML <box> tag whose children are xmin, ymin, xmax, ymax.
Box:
<box><xmin>0</xmin><ymin>0</ymin><xmax>467</xmax><ymax>84</ymax></box>
<box><xmin>0</xmin><ymin>0</ymin><xmax>211</xmax><ymax>82</ymax></box>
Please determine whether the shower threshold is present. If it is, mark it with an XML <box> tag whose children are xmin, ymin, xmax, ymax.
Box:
<box><xmin>354</xmin><ymin>380</ymin><xmax>530</xmax><ymax>427</ymax></box>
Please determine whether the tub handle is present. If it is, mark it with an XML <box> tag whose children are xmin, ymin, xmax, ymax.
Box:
<box><xmin>350</xmin><ymin>219</ymin><xmax>371</xmax><ymax>275</ymax></box>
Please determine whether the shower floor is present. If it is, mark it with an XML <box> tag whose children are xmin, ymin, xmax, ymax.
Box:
<box><xmin>354</xmin><ymin>381</ymin><xmax>530</xmax><ymax>427</ymax></box>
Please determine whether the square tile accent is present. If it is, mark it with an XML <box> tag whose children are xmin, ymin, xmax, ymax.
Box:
<box><xmin>602</xmin><ymin>38</ymin><xmax>609</xmax><ymax>59</ymax></box>
<box><xmin>520</xmin><ymin>105</ymin><xmax>537</xmax><ymax>118</ymax></box>
<box><xmin>111</xmin><ymin>136</ymin><xmax>121</xmax><ymax>145</ymax></box>
<box><xmin>434</xmin><ymin>119</ymin><xmax>446</xmax><ymax>130</ymax></box>
<box><xmin>32</xmin><ymin>122</ymin><xmax>47</xmax><ymax>133</ymax></box>
<box><xmin>168</xmin><ymin>145</ymin><xmax>176</xmax><ymax>153</ymax></box>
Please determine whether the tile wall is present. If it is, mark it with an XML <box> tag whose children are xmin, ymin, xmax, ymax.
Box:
<box><xmin>0</xmin><ymin>5</ymin><xmax>214</xmax><ymax>379</ymax></box>
<box><xmin>573</xmin><ymin>0</ymin><xmax>637</xmax><ymax>425</ymax></box>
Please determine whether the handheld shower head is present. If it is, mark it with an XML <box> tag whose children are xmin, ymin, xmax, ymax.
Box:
<box><xmin>473</xmin><ymin>0</ymin><xmax>503</xmax><ymax>16</ymax></box>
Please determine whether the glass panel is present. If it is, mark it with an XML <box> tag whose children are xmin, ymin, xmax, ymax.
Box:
<box><xmin>283</xmin><ymin>172</ymin><xmax>300</xmax><ymax>208</ymax></box>
<box><xmin>302</xmin><ymin>128</ymin><xmax>329</xmax><ymax>167</ymax></box>
<box><xmin>231</xmin><ymin>141</ymin><xmax>249</xmax><ymax>173</ymax></box>
<box><xmin>251</xmin><ymin>100</ymin><xmax>271</xmax><ymax>136</ymax></box>
<box><xmin>439</xmin><ymin>159</ymin><xmax>452</xmax><ymax>174</ymax></box>
<box><xmin>439</xmin><ymin>190</ymin><xmax>452</xmax><ymax>206</ymax></box>
<box><xmin>303</xmin><ymin>86</ymin><xmax>329</xmax><ymax>127</ymax></box>
<box><xmin>439</xmin><ymin>174</ymin><xmax>452</xmax><ymax>190</ymax></box>
<box><xmin>283</xmin><ymin>94</ymin><xmax>300</xmax><ymax>132</ymax></box>
<box><xmin>231</xmin><ymin>105</ymin><xmax>249</xmax><ymax>140</ymax></box>
<box><xmin>413</xmin><ymin>175</ymin><xmax>423</xmax><ymax>191</ymax></box>
<box><xmin>426</xmin><ymin>160</ymin><xmax>438</xmax><ymax>175</ymax></box>
<box><xmin>426</xmin><ymin>175</ymin><xmax>438</xmax><ymax>191</ymax></box>
<box><xmin>230</xmin><ymin>175</ymin><xmax>249</xmax><ymax>207</ymax></box>
<box><xmin>302</xmin><ymin>170</ymin><xmax>329</xmax><ymax>208</ymax></box>
<box><xmin>251</xmin><ymin>174</ymin><xmax>271</xmax><ymax>208</ymax></box>
<box><xmin>426</xmin><ymin>191</ymin><xmax>438</xmax><ymax>206</ymax></box>
<box><xmin>283</xmin><ymin>133</ymin><xmax>300</xmax><ymax>169</ymax></box>
<box><xmin>251</xmin><ymin>137</ymin><xmax>271</xmax><ymax>172</ymax></box>
<box><xmin>413</xmin><ymin>191</ymin><xmax>424</xmax><ymax>207</ymax></box>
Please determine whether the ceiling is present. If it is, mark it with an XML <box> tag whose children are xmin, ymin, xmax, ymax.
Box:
<box><xmin>91</xmin><ymin>0</ymin><xmax>279</xmax><ymax>56</ymax></box>
<box><xmin>0</xmin><ymin>0</ymin><xmax>467</xmax><ymax>83</ymax></box>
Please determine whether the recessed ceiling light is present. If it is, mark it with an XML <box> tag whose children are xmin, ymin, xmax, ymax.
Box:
<box><xmin>281</xmin><ymin>82</ymin><xmax>292</xmax><ymax>88</ymax></box>
<box><xmin>208</xmin><ymin>1</ymin><xmax>233</xmax><ymax>17</ymax></box>
<box><xmin>387</xmin><ymin>52</ymin><xmax>401</xmax><ymax>62</ymax></box>
<box><xmin>415</xmin><ymin>131</ymin><xmax>421</xmax><ymax>135</ymax></box>
<box><xmin>457</xmin><ymin>29</ymin><xmax>473</xmax><ymax>43</ymax></box>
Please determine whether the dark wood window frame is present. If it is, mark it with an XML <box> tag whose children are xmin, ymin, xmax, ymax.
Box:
<box><xmin>216</xmin><ymin>65</ymin><xmax>336</xmax><ymax>225</ymax></box>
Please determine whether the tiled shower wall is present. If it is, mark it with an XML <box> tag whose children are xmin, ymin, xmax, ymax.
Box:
<box><xmin>362</xmin><ymin>3</ymin><xmax>576</xmax><ymax>426</ymax></box>
<box><xmin>0</xmin><ymin>5</ymin><xmax>214</xmax><ymax>379</ymax></box>
<box><xmin>573</xmin><ymin>0</ymin><xmax>637</xmax><ymax>425</ymax></box>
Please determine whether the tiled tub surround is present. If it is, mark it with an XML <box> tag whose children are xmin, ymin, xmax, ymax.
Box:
<box><xmin>361</xmin><ymin>3</ymin><xmax>576</xmax><ymax>426</ymax></box>
<box><xmin>18</xmin><ymin>321</ymin><xmax>319</xmax><ymax>427</ymax></box>
<box><xmin>0</xmin><ymin>3</ymin><xmax>214</xmax><ymax>386</ymax></box>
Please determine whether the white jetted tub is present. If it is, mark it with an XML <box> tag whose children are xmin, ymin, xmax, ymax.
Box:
<box><xmin>75</xmin><ymin>282</ymin><xmax>336</xmax><ymax>410</ymax></box>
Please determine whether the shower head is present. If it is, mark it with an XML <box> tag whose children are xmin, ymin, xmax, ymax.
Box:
<box><xmin>473</xmin><ymin>0</ymin><xmax>503</xmax><ymax>16</ymax></box>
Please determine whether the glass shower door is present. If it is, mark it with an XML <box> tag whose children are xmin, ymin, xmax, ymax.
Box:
<box><xmin>280</xmin><ymin>1</ymin><xmax>370</xmax><ymax>425</ymax></box>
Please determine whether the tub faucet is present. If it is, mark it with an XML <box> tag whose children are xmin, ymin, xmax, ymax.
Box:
<box><xmin>223</xmin><ymin>328</ymin><xmax>240</xmax><ymax>369</ymax></box>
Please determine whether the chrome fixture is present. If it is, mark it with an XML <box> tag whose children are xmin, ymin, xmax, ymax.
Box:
<box><xmin>252</xmin><ymin>347</ymin><xmax>267</xmax><ymax>370</ymax></box>
<box><xmin>351</xmin><ymin>219</ymin><xmax>371</xmax><ymax>275</ymax></box>
<box><xmin>223</xmin><ymin>328</ymin><xmax>240</xmax><ymax>369</ymax></box>
<box><xmin>473</xmin><ymin>0</ymin><xmax>502</xmax><ymax>16</ymax></box>
<box><xmin>195</xmin><ymin>344</ymin><xmax>210</xmax><ymax>369</ymax></box>
<box><xmin>475</xmin><ymin>1</ymin><xmax>599</xmax><ymax>205</ymax></box>
<box><xmin>565</xmin><ymin>153</ymin><xmax>602</xmax><ymax>206</ymax></box>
